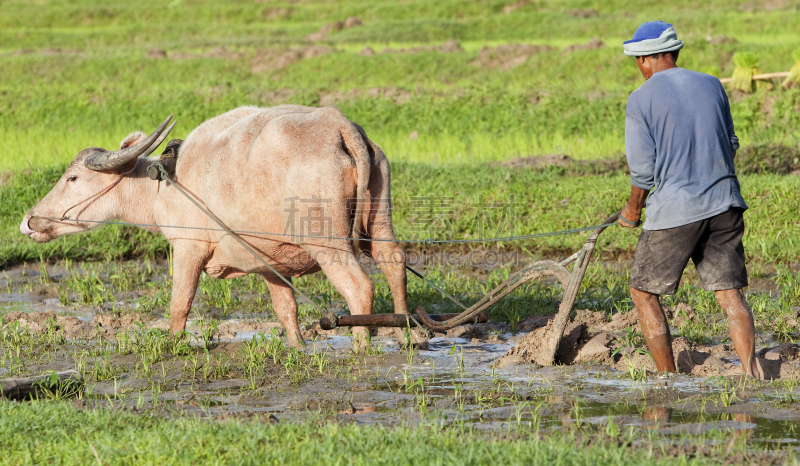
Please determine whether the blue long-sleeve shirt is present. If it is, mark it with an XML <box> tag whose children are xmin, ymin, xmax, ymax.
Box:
<box><xmin>625</xmin><ymin>67</ymin><xmax>747</xmax><ymax>230</ymax></box>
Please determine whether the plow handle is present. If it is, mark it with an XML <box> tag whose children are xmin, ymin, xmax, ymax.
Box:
<box><xmin>540</xmin><ymin>211</ymin><xmax>621</xmax><ymax>365</ymax></box>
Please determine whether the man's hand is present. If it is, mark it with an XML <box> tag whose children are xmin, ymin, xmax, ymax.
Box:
<box><xmin>619</xmin><ymin>205</ymin><xmax>641</xmax><ymax>228</ymax></box>
<box><xmin>619</xmin><ymin>185</ymin><xmax>650</xmax><ymax>228</ymax></box>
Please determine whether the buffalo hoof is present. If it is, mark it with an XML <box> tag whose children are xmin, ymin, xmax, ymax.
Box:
<box><xmin>393</xmin><ymin>328</ymin><xmax>430</xmax><ymax>351</ymax></box>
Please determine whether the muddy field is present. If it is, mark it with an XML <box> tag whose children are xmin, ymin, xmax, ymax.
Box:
<box><xmin>3</xmin><ymin>258</ymin><xmax>800</xmax><ymax>458</ymax></box>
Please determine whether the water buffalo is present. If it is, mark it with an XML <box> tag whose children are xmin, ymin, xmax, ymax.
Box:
<box><xmin>20</xmin><ymin>105</ymin><xmax>408</xmax><ymax>347</ymax></box>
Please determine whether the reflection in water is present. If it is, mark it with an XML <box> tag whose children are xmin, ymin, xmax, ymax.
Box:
<box><xmin>338</xmin><ymin>404</ymin><xmax>378</xmax><ymax>415</ymax></box>
<box><xmin>642</xmin><ymin>406</ymin><xmax>672</xmax><ymax>423</ymax></box>
<box><xmin>644</xmin><ymin>408</ymin><xmax>758</xmax><ymax>443</ymax></box>
<box><xmin>731</xmin><ymin>413</ymin><xmax>757</xmax><ymax>443</ymax></box>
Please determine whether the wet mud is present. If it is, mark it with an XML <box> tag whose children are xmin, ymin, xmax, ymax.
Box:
<box><xmin>500</xmin><ymin>306</ymin><xmax>800</xmax><ymax>379</ymax></box>
<box><xmin>3</xmin><ymin>260</ymin><xmax>800</xmax><ymax>456</ymax></box>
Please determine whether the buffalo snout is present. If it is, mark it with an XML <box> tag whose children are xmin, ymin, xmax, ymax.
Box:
<box><xmin>28</xmin><ymin>216</ymin><xmax>53</xmax><ymax>232</ymax></box>
<box><xmin>22</xmin><ymin>215</ymin><xmax>56</xmax><ymax>242</ymax></box>
<box><xmin>20</xmin><ymin>216</ymin><xmax>34</xmax><ymax>236</ymax></box>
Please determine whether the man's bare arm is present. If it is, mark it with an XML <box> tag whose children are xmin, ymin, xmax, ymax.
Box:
<box><xmin>619</xmin><ymin>185</ymin><xmax>649</xmax><ymax>228</ymax></box>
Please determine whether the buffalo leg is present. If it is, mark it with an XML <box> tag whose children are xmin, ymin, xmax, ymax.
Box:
<box><xmin>368</xmin><ymin>240</ymin><xmax>426</xmax><ymax>349</ymax></box>
<box><xmin>309</xmin><ymin>247</ymin><xmax>374</xmax><ymax>351</ymax></box>
<box><xmin>369</xmin><ymin>240</ymin><xmax>408</xmax><ymax>316</ymax></box>
<box><xmin>169</xmin><ymin>249</ymin><xmax>204</xmax><ymax>334</ymax></box>
<box><xmin>361</xmin><ymin>148</ymin><xmax>425</xmax><ymax>348</ymax></box>
<box><xmin>263</xmin><ymin>274</ymin><xmax>303</xmax><ymax>347</ymax></box>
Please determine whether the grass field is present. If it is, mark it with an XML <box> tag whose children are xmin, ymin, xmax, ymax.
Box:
<box><xmin>2</xmin><ymin>163</ymin><xmax>800</xmax><ymax>267</ymax></box>
<box><xmin>2</xmin><ymin>0</ymin><xmax>800</xmax><ymax>463</ymax></box>
<box><xmin>3</xmin><ymin>399</ymin><xmax>791</xmax><ymax>466</ymax></box>
<box><xmin>1</xmin><ymin>0</ymin><xmax>799</xmax><ymax>265</ymax></box>
<box><xmin>1</xmin><ymin>0</ymin><xmax>799</xmax><ymax>168</ymax></box>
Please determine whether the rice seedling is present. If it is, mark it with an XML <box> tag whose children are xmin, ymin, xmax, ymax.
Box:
<box><xmin>34</xmin><ymin>370</ymin><xmax>84</xmax><ymax>401</ymax></box>
<box><xmin>186</xmin><ymin>354</ymin><xmax>201</xmax><ymax>383</ymax></box>
<box><xmin>136</xmin><ymin>287</ymin><xmax>171</xmax><ymax>315</ymax></box>
<box><xmin>199</xmin><ymin>276</ymin><xmax>240</xmax><ymax>316</ymax></box>
<box><xmin>37</xmin><ymin>254</ymin><xmax>50</xmax><ymax>284</ymax></box>
<box><xmin>363</xmin><ymin>339</ymin><xmax>385</xmax><ymax>356</ymax></box>
<box><xmin>605</xmin><ymin>417</ymin><xmax>620</xmax><ymax>438</ymax></box>
<box><xmin>449</xmin><ymin>344</ymin><xmax>466</xmax><ymax>373</ymax></box>
<box><xmin>65</xmin><ymin>265</ymin><xmax>113</xmax><ymax>306</ymax></box>
<box><xmin>210</xmin><ymin>353</ymin><xmax>234</xmax><ymax>380</ymax></box>
<box><xmin>570</xmin><ymin>400</ymin><xmax>585</xmax><ymax>429</ymax></box>
<box><xmin>91</xmin><ymin>354</ymin><xmax>126</xmax><ymax>382</ymax></box>
<box><xmin>55</xmin><ymin>285</ymin><xmax>71</xmax><ymax>306</ymax></box>
<box><xmin>730</xmin><ymin>51</ymin><xmax>768</xmax><ymax>93</ymax></box>
<box><xmin>150</xmin><ymin>380</ymin><xmax>161</xmax><ymax>407</ymax></box>
<box><xmin>0</xmin><ymin>321</ymin><xmax>50</xmax><ymax>376</ymax></box>
<box><xmin>782</xmin><ymin>49</ymin><xmax>800</xmax><ymax>88</ymax></box>
<box><xmin>192</xmin><ymin>313</ymin><xmax>218</xmax><ymax>352</ymax></box>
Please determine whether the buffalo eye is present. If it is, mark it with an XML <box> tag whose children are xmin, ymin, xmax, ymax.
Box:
<box><xmin>67</xmin><ymin>176</ymin><xmax>78</xmax><ymax>182</ymax></box>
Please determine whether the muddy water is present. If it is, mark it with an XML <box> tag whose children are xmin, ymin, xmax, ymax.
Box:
<box><xmin>3</xmin><ymin>262</ymin><xmax>800</xmax><ymax>452</ymax></box>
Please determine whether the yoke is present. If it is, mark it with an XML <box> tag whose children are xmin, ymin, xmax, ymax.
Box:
<box><xmin>146</xmin><ymin>139</ymin><xmax>183</xmax><ymax>181</ymax></box>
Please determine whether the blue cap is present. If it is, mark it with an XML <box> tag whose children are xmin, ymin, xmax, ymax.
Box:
<box><xmin>624</xmin><ymin>21</ymin><xmax>673</xmax><ymax>45</ymax></box>
<box><xmin>623</xmin><ymin>21</ymin><xmax>684</xmax><ymax>56</ymax></box>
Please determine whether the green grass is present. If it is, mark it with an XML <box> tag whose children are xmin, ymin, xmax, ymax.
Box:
<box><xmin>3</xmin><ymin>162</ymin><xmax>799</xmax><ymax>267</ymax></box>
<box><xmin>0</xmin><ymin>400</ymin><xmax>768</xmax><ymax>465</ymax></box>
<box><xmin>1</xmin><ymin>0</ymin><xmax>799</xmax><ymax>169</ymax></box>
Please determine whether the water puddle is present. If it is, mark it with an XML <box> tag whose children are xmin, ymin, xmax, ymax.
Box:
<box><xmin>0</xmin><ymin>293</ymin><xmax>95</xmax><ymax>322</ymax></box>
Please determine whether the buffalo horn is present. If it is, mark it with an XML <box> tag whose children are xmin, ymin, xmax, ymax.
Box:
<box><xmin>84</xmin><ymin>114</ymin><xmax>175</xmax><ymax>171</ymax></box>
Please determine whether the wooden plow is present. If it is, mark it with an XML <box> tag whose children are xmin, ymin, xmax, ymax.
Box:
<box><xmin>320</xmin><ymin>212</ymin><xmax>620</xmax><ymax>366</ymax></box>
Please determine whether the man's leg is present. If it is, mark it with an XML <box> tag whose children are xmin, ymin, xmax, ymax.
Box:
<box><xmin>631</xmin><ymin>287</ymin><xmax>676</xmax><ymax>372</ymax></box>
<box><xmin>628</xmin><ymin>223</ymin><xmax>699</xmax><ymax>373</ymax></box>
<box><xmin>692</xmin><ymin>209</ymin><xmax>760</xmax><ymax>378</ymax></box>
<box><xmin>716</xmin><ymin>289</ymin><xmax>761</xmax><ymax>378</ymax></box>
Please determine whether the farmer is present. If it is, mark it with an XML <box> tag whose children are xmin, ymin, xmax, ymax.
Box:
<box><xmin>618</xmin><ymin>21</ymin><xmax>762</xmax><ymax>378</ymax></box>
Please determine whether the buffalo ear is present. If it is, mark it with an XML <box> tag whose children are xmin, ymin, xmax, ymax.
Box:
<box><xmin>108</xmin><ymin>131</ymin><xmax>147</xmax><ymax>174</ymax></box>
<box><xmin>120</xmin><ymin>131</ymin><xmax>147</xmax><ymax>149</ymax></box>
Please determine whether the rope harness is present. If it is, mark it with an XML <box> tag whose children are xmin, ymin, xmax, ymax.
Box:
<box><xmin>59</xmin><ymin>217</ymin><xmax>613</xmax><ymax>245</ymax></box>
<box><xmin>59</xmin><ymin>177</ymin><xmax>124</xmax><ymax>222</ymax></box>
<box><xmin>151</xmin><ymin>163</ymin><xmax>327</xmax><ymax>318</ymax></box>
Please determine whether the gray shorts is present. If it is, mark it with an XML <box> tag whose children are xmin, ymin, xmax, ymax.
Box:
<box><xmin>629</xmin><ymin>208</ymin><xmax>748</xmax><ymax>295</ymax></box>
